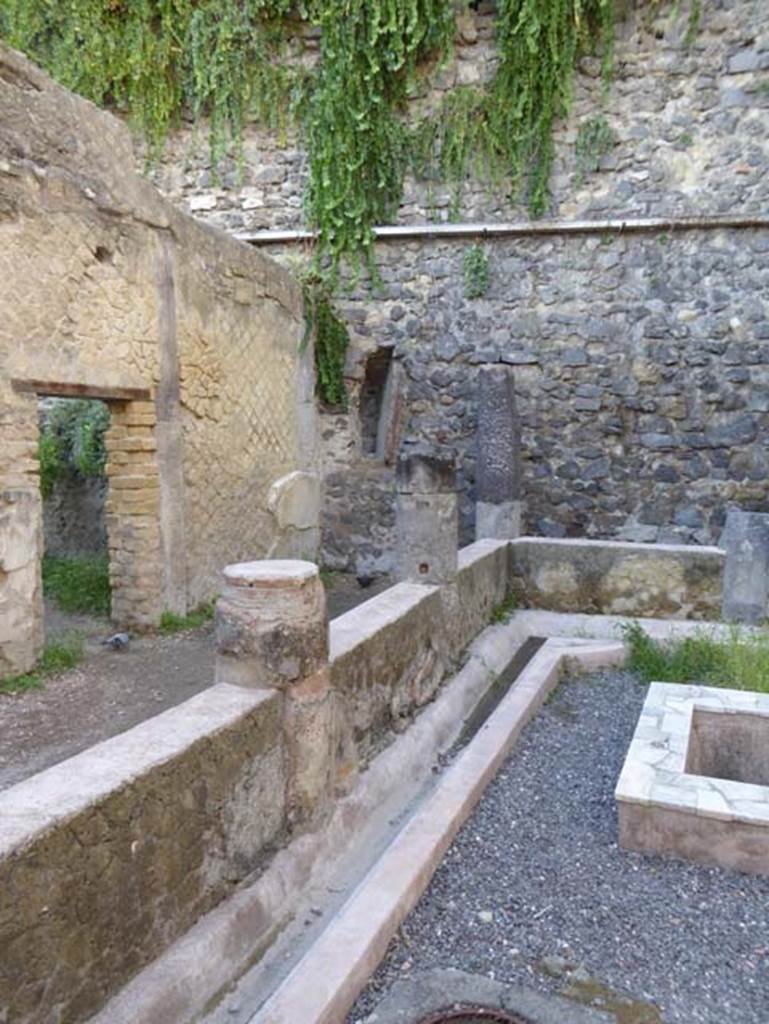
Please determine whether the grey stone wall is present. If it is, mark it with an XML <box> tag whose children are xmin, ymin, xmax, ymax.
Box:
<box><xmin>43</xmin><ymin>474</ymin><xmax>108</xmax><ymax>558</ymax></box>
<box><xmin>149</xmin><ymin>0</ymin><xmax>769</xmax><ymax>573</ymax></box>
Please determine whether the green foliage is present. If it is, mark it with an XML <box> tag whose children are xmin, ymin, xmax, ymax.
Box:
<box><xmin>38</xmin><ymin>399</ymin><xmax>110</xmax><ymax>498</ymax></box>
<box><xmin>158</xmin><ymin>602</ymin><xmax>214</xmax><ymax>634</ymax></box>
<box><xmin>1</xmin><ymin>633</ymin><xmax>84</xmax><ymax>694</ymax></box>
<box><xmin>412</xmin><ymin>0</ymin><xmax>615</xmax><ymax>217</ymax></box>
<box><xmin>575</xmin><ymin>115</ymin><xmax>615</xmax><ymax>182</ymax></box>
<box><xmin>303</xmin><ymin>278</ymin><xmax>350</xmax><ymax>408</ymax></box>
<box><xmin>38</xmin><ymin>430</ymin><xmax>62</xmax><ymax>500</ymax></box>
<box><xmin>303</xmin><ymin>0</ymin><xmax>454</xmax><ymax>277</ymax></box>
<box><xmin>622</xmin><ymin>621</ymin><xmax>769</xmax><ymax>694</ymax></box>
<box><xmin>490</xmin><ymin>592</ymin><xmax>518</xmax><ymax>624</ymax></box>
<box><xmin>2</xmin><ymin>0</ymin><xmax>623</xmax><ymax>267</ymax></box>
<box><xmin>0</xmin><ymin>0</ymin><xmax>295</xmax><ymax>162</ymax></box>
<box><xmin>43</xmin><ymin>555</ymin><xmax>112</xmax><ymax>617</ymax></box>
<box><xmin>462</xmin><ymin>243</ymin><xmax>490</xmax><ymax>299</ymax></box>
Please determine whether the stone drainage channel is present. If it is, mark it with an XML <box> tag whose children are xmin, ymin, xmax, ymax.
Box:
<box><xmin>204</xmin><ymin>632</ymin><xmax>625</xmax><ymax>1024</ymax></box>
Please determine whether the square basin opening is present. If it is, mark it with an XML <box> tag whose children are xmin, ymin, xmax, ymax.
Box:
<box><xmin>685</xmin><ymin>707</ymin><xmax>769</xmax><ymax>787</ymax></box>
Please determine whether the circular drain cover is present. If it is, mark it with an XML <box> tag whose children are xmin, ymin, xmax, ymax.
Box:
<box><xmin>417</xmin><ymin>1008</ymin><xmax>531</xmax><ymax>1024</ymax></box>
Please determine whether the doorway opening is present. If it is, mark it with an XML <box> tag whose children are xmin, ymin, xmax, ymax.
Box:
<box><xmin>38</xmin><ymin>397</ymin><xmax>112</xmax><ymax>646</ymax></box>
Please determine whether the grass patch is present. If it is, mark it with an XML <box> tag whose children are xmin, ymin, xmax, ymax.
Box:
<box><xmin>158</xmin><ymin>602</ymin><xmax>215</xmax><ymax>635</ymax></box>
<box><xmin>490</xmin><ymin>591</ymin><xmax>518</xmax><ymax>624</ymax></box>
<box><xmin>622</xmin><ymin>621</ymin><xmax>769</xmax><ymax>694</ymax></box>
<box><xmin>1</xmin><ymin>633</ymin><xmax>84</xmax><ymax>695</ymax></box>
<box><xmin>42</xmin><ymin>555</ymin><xmax>111</xmax><ymax>617</ymax></box>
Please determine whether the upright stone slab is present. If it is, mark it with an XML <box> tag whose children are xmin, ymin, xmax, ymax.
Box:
<box><xmin>395</xmin><ymin>452</ymin><xmax>458</xmax><ymax>586</ymax></box>
<box><xmin>720</xmin><ymin>509</ymin><xmax>769</xmax><ymax>624</ymax></box>
<box><xmin>215</xmin><ymin>559</ymin><xmax>332</xmax><ymax>826</ymax></box>
<box><xmin>475</xmin><ymin>364</ymin><xmax>522</xmax><ymax>540</ymax></box>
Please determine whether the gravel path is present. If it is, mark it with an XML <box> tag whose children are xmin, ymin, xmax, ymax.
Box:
<box><xmin>351</xmin><ymin>670</ymin><xmax>769</xmax><ymax>1024</ymax></box>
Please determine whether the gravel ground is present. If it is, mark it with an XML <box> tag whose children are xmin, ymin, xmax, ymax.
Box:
<box><xmin>350</xmin><ymin>670</ymin><xmax>769</xmax><ymax>1024</ymax></box>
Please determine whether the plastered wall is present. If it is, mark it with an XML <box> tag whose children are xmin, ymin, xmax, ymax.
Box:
<box><xmin>0</xmin><ymin>43</ymin><xmax>317</xmax><ymax>675</ymax></box>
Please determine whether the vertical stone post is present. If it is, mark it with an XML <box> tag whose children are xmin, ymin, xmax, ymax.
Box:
<box><xmin>720</xmin><ymin>508</ymin><xmax>769</xmax><ymax>624</ymax></box>
<box><xmin>215</xmin><ymin>559</ymin><xmax>332</xmax><ymax>828</ymax></box>
<box><xmin>394</xmin><ymin>452</ymin><xmax>458</xmax><ymax>586</ymax></box>
<box><xmin>475</xmin><ymin>364</ymin><xmax>523</xmax><ymax>540</ymax></box>
<box><xmin>0</xmin><ymin>387</ymin><xmax>43</xmax><ymax>677</ymax></box>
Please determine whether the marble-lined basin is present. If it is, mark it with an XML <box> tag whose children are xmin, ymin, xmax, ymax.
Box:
<box><xmin>615</xmin><ymin>682</ymin><xmax>769</xmax><ymax>876</ymax></box>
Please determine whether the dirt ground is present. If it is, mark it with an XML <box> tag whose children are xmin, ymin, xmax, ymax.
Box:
<box><xmin>0</xmin><ymin>573</ymin><xmax>389</xmax><ymax>791</ymax></box>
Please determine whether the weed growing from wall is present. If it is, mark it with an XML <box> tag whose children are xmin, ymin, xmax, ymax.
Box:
<box><xmin>462</xmin><ymin>244</ymin><xmax>490</xmax><ymax>299</ymax></box>
<box><xmin>575</xmin><ymin>115</ymin><xmax>616</xmax><ymax>182</ymax></box>
<box><xmin>303</xmin><ymin>278</ymin><xmax>351</xmax><ymax>408</ymax></box>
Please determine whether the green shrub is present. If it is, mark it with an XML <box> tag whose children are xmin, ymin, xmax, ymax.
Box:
<box><xmin>38</xmin><ymin>398</ymin><xmax>109</xmax><ymax>497</ymax></box>
<box><xmin>158</xmin><ymin>603</ymin><xmax>215</xmax><ymax>634</ymax></box>
<box><xmin>622</xmin><ymin>621</ymin><xmax>769</xmax><ymax>694</ymax></box>
<box><xmin>1</xmin><ymin>633</ymin><xmax>84</xmax><ymax>694</ymax></box>
<box><xmin>42</xmin><ymin>555</ymin><xmax>111</xmax><ymax>617</ymax></box>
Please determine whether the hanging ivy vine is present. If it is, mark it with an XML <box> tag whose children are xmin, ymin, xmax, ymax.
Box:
<box><xmin>2</xmin><ymin>0</ymin><xmax>634</xmax><ymax>268</ymax></box>
<box><xmin>302</xmin><ymin>276</ymin><xmax>351</xmax><ymax>408</ymax></box>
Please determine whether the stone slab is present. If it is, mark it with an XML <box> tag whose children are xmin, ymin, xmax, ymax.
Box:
<box><xmin>719</xmin><ymin>508</ymin><xmax>769</xmax><ymax>624</ymax></box>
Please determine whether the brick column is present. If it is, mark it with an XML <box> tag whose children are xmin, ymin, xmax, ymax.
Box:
<box><xmin>104</xmin><ymin>400</ymin><xmax>164</xmax><ymax>628</ymax></box>
<box><xmin>215</xmin><ymin>559</ymin><xmax>332</xmax><ymax>828</ymax></box>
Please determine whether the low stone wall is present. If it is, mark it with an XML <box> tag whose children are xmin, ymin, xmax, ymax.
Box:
<box><xmin>330</xmin><ymin>582</ymin><xmax>447</xmax><ymax>779</ymax></box>
<box><xmin>509</xmin><ymin>537</ymin><xmax>724</xmax><ymax>619</ymax></box>
<box><xmin>0</xmin><ymin>685</ymin><xmax>285</xmax><ymax>1024</ymax></box>
<box><xmin>0</xmin><ymin>543</ymin><xmax>516</xmax><ymax>1024</ymax></box>
<box><xmin>43</xmin><ymin>474</ymin><xmax>108</xmax><ymax>558</ymax></box>
<box><xmin>454</xmin><ymin>539</ymin><xmax>510</xmax><ymax>653</ymax></box>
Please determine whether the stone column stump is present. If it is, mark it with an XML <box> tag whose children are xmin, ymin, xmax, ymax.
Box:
<box><xmin>394</xmin><ymin>452</ymin><xmax>458</xmax><ymax>586</ymax></box>
<box><xmin>215</xmin><ymin>559</ymin><xmax>332</xmax><ymax>827</ymax></box>
<box><xmin>475</xmin><ymin>364</ymin><xmax>523</xmax><ymax>540</ymax></box>
<box><xmin>720</xmin><ymin>509</ymin><xmax>769</xmax><ymax>624</ymax></box>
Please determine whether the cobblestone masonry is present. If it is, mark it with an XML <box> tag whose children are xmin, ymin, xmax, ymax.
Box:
<box><xmin>150</xmin><ymin>0</ymin><xmax>769</xmax><ymax>573</ymax></box>
<box><xmin>0</xmin><ymin>44</ymin><xmax>317</xmax><ymax>674</ymax></box>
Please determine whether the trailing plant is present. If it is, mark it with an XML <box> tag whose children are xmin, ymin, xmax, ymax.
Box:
<box><xmin>574</xmin><ymin>115</ymin><xmax>615</xmax><ymax>182</ymax></box>
<box><xmin>0</xmin><ymin>0</ymin><xmax>296</xmax><ymax>162</ymax></box>
<box><xmin>38</xmin><ymin>399</ymin><xmax>110</xmax><ymax>498</ymax></box>
<box><xmin>412</xmin><ymin>0</ymin><xmax>615</xmax><ymax>218</ymax></box>
<box><xmin>302</xmin><ymin>0</ymin><xmax>454</xmax><ymax>278</ymax></box>
<box><xmin>462</xmin><ymin>244</ymin><xmax>490</xmax><ymax>299</ymax></box>
<box><xmin>303</xmin><ymin>277</ymin><xmax>350</xmax><ymax>408</ymax></box>
<box><xmin>3</xmin><ymin>0</ymin><xmax>691</xmax><ymax>270</ymax></box>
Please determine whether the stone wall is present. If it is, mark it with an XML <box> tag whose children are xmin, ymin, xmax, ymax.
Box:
<box><xmin>0</xmin><ymin>43</ymin><xmax>317</xmax><ymax>674</ymax></box>
<box><xmin>43</xmin><ymin>475</ymin><xmax>108</xmax><ymax>559</ymax></box>
<box><xmin>0</xmin><ymin>685</ymin><xmax>285</xmax><ymax>1024</ymax></box>
<box><xmin>509</xmin><ymin>537</ymin><xmax>724</xmax><ymax>618</ymax></box>
<box><xmin>149</xmin><ymin>0</ymin><xmax>769</xmax><ymax>574</ymax></box>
